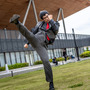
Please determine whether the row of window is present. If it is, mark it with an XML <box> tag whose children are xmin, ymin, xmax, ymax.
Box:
<box><xmin>0</xmin><ymin>48</ymin><xmax>84</xmax><ymax>67</ymax></box>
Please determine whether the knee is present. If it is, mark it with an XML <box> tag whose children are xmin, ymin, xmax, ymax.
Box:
<box><xmin>42</xmin><ymin>59</ymin><xmax>50</xmax><ymax>65</ymax></box>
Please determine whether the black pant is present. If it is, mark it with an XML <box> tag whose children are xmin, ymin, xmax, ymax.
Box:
<box><xmin>53</xmin><ymin>61</ymin><xmax>58</xmax><ymax>65</ymax></box>
<box><xmin>16</xmin><ymin>22</ymin><xmax>53</xmax><ymax>82</ymax></box>
<box><xmin>64</xmin><ymin>56</ymin><xmax>67</xmax><ymax>61</ymax></box>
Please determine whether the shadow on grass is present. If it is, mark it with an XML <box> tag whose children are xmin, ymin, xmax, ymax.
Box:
<box><xmin>68</xmin><ymin>83</ymin><xmax>83</xmax><ymax>88</ymax></box>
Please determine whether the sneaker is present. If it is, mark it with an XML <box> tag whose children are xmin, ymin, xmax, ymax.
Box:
<box><xmin>49</xmin><ymin>82</ymin><xmax>55</xmax><ymax>90</ymax></box>
<box><xmin>9</xmin><ymin>14</ymin><xmax>20</xmax><ymax>24</ymax></box>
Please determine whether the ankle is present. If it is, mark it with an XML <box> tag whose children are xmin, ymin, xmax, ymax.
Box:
<box><xmin>50</xmin><ymin>82</ymin><xmax>53</xmax><ymax>84</ymax></box>
<box><xmin>14</xmin><ymin>20</ymin><xmax>19</xmax><ymax>25</ymax></box>
<box><xmin>49</xmin><ymin>82</ymin><xmax>54</xmax><ymax>87</ymax></box>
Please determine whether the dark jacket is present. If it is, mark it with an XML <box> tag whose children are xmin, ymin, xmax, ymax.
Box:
<box><xmin>28</xmin><ymin>19</ymin><xmax>59</xmax><ymax>45</ymax></box>
<box><xmin>63</xmin><ymin>51</ymin><xmax>67</xmax><ymax>57</ymax></box>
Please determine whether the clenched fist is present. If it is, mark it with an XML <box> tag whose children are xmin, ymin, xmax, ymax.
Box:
<box><xmin>48</xmin><ymin>15</ymin><xmax>53</xmax><ymax>21</ymax></box>
<box><xmin>24</xmin><ymin>44</ymin><xmax>28</xmax><ymax>48</ymax></box>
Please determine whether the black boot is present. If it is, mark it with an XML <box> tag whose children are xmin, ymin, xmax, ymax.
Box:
<box><xmin>49</xmin><ymin>82</ymin><xmax>55</xmax><ymax>90</ymax></box>
<box><xmin>9</xmin><ymin>14</ymin><xmax>20</xmax><ymax>24</ymax></box>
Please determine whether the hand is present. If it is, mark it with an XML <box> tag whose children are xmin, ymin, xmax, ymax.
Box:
<box><xmin>48</xmin><ymin>15</ymin><xmax>53</xmax><ymax>21</ymax></box>
<box><xmin>24</xmin><ymin>44</ymin><xmax>28</xmax><ymax>48</ymax></box>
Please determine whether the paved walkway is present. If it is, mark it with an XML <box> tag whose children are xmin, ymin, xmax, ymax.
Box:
<box><xmin>0</xmin><ymin>57</ymin><xmax>90</xmax><ymax>79</ymax></box>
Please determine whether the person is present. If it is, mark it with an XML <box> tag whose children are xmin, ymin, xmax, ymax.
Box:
<box><xmin>9</xmin><ymin>10</ymin><xmax>59</xmax><ymax>90</ymax></box>
<box><xmin>63</xmin><ymin>48</ymin><xmax>67</xmax><ymax>61</ymax></box>
<box><xmin>69</xmin><ymin>51</ymin><xmax>75</xmax><ymax>59</ymax></box>
<box><xmin>52</xmin><ymin>57</ymin><xmax>58</xmax><ymax>66</ymax></box>
<box><xmin>71</xmin><ymin>55</ymin><xmax>75</xmax><ymax>59</ymax></box>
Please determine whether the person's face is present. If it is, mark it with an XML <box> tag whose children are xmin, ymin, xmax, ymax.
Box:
<box><xmin>42</xmin><ymin>14</ymin><xmax>49</xmax><ymax>23</ymax></box>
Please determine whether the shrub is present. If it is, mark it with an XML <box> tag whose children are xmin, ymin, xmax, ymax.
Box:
<box><xmin>34</xmin><ymin>59</ymin><xmax>54</xmax><ymax>65</ymax></box>
<box><xmin>0</xmin><ymin>67</ymin><xmax>5</xmax><ymax>71</ymax></box>
<box><xmin>49</xmin><ymin>59</ymin><xmax>52</xmax><ymax>62</ymax></box>
<box><xmin>56</xmin><ymin>57</ymin><xmax>64</xmax><ymax>61</ymax></box>
<box><xmin>0</xmin><ymin>63</ymin><xmax>29</xmax><ymax>71</ymax></box>
<box><xmin>8</xmin><ymin>63</ymin><xmax>29</xmax><ymax>69</ymax></box>
<box><xmin>49</xmin><ymin>57</ymin><xmax>66</xmax><ymax>62</ymax></box>
<box><xmin>80</xmin><ymin>51</ymin><xmax>90</xmax><ymax>58</ymax></box>
<box><xmin>34</xmin><ymin>60</ymin><xmax>42</xmax><ymax>65</ymax></box>
<box><xmin>33</xmin><ymin>57</ymin><xmax>70</xmax><ymax>65</ymax></box>
<box><xmin>67</xmin><ymin>56</ymin><xmax>70</xmax><ymax>60</ymax></box>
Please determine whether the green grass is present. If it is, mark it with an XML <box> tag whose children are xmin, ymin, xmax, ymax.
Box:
<box><xmin>68</xmin><ymin>83</ymin><xmax>83</xmax><ymax>88</ymax></box>
<box><xmin>0</xmin><ymin>59</ymin><xmax>90</xmax><ymax>90</ymax></box>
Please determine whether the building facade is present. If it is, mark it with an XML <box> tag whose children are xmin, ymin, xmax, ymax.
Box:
<box><xmin>0</xmin><ymin>29</ymin><xmax>90</xmax><ymax>67</ymax></box>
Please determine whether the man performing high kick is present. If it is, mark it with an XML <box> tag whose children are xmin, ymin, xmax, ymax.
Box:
<box><xmin>10</xmin><ymin>10</ymin><xmax>59</xmax><ymax>90</ymax></box>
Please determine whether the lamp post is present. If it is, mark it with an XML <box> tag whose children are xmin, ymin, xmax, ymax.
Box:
<box><xmin>72</xmin><ymin>28</ymin><xmax>80</xmax><ymax>61</ymax></box>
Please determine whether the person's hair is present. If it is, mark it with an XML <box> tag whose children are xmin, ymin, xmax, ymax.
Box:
<box><xmin>39</xmin><ymin>10</ymin><xmax>49</xmax><ymax>19</ymax></box>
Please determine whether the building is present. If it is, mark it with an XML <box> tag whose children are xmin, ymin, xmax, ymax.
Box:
<box><xmin>0</xmin><ymin>0</ymin><xmax>90</xmax><ymax>67</ymax></box>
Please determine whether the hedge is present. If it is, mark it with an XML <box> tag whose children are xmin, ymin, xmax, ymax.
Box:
<box><xmin>34</xmin><ymin>60</ymin><xmax>42</xmax><ymax>65</ymax></box>
<box><xmin>49</xmin><ymin>59</ymin><xmax>53</xmax><ymax>62</ymax></box>
<box><xmin>8</xmin><ymin>63</ymin><xmax>29</xmax><ymax>69</ymax></box>
<box><xmin>80</xmin><ymin>51</ymin><xmax>90</xmax><ymax>58</ymax></box>
<box><xmin>56</xmin><ymin>57</ymin><xmax>65</xmax><ymax>61</ymax></box>
<box><xmin>34</xmin><ymin>57</ymin><xmax>69</xmax><ymax>65</ymax></box>
<box><xmin>0</xmin><ymin>63</ymin><xmax>29</xmax><ymax>71</ymax></box>
<box><xmin>0</xmin><ymin>67</ymin><xmax>5</xmax><ymax>71</ymax></box>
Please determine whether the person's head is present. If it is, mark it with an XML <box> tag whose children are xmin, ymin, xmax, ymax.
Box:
<box><xmin>54</xmin><ymin>57</ymin><xmax>56</xmax><ymax>59</ymax></box>
<box><xmin>39</xmin><ymin>10</ymin><xmax>49</xmax><ymax>23</ymax></box>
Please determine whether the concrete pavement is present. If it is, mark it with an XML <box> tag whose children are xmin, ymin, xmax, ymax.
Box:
<box><xmin>0</xmin><ymin>57</ymin><xmax>90</xmax><ymax>79</ymax></box>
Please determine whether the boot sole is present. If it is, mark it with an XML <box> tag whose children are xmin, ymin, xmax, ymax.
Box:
<box><xmin>9</xmin><ymin>14</ymin><xmax>20</xmax><ymax>23</ymax></box>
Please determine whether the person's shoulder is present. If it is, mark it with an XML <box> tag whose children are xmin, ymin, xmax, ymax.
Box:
<box><xmin>55</xmin><ymin>21</ymin><xmax>60</xmax><ymax>26</ymax></box>
<box><xmin>36</xmin><ymin>21</ymin><xmax>43</xmax><ymax>26</ymax></box>
<box><xmin>36</xmin><ymin>21</ymin><xmax>45</xmax><ymax>28</ymax></box>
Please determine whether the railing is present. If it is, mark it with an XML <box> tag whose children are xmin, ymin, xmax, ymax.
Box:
<box><xmin>0</xmin><ymin>29</ymin><xmax>90</xmax><ymax>53</ymax></box>
<box><xmin>0</xmin><ymin>29</ymin><xmax>90</xmax><ymax>39</ymax></box>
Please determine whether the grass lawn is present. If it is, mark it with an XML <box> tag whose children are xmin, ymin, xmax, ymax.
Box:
<box><xmin>0</xmin><ymin>59</ymin><xmax>90</xmax><ymax>90</ymax></box>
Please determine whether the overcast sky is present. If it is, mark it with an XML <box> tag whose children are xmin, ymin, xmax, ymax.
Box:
<box><xmin>59</xmin><ymin>6</ymin><xmax>90</xmax><ymax>35</ymax></box>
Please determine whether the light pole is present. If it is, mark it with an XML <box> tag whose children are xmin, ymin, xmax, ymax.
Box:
<box><xmin>72</xmin><ymin>28</ymin><xmax>80</xmax><ymax>61</ymax></box>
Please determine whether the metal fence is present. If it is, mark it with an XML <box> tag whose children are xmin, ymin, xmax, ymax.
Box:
<box><xmin>0</xmin><ymin>29</ymin><xmax>90</xmax><ymax>53</ymax></box>
<box><xmin>1</xmin><ymin>29</ymin><xmax>90</xmax><ymax>39</ymax></box>
<box><xmin>0</xmin><ymin>29</ymin><xmax>89</xmax><ymax>67</ymax></box>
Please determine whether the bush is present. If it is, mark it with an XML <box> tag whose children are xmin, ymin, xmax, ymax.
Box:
<box><xmin>8</xmin><ymin>63</ymin><xmax>29</xmax><ymax>69</ymax></box>
<box><xmin>34</xmin><ymin>58</ymin><xmax>58</xmax><ymax>64</ymax></box>
<box><xmin>0</xmin><ymin>67</ymin><xmax>5</xmax><ymax>71</ymax></box>
<box><xmin>80</xmin><ymin>51</ymin><xmax>90</xmax><ymax>58</ymax></box>
<box><xmin>32</xmin><ymin>57</ymin><xmax>70</xmax><ymax>65</ymax></box>
<box><xmin>0</xmin><ymin>63</ymin><xmax>29</xmax><ymax>71</ymax></box>
<box><xmin>34</xmin><ymin>60</ymin><xmax>42</xmax><ymax>65</ymax></box>
<box><xmin>67</xmin><ymin>56</ymin><xmax>70</xmax><ymax>60</ymax></box>
<box><xmin>56</xmin><ymin>57</ymin><xmax>65</xmax><ymax>61</ymax></box>
<box><xmin>55</xmin><ymin>57</ymin><xmax>69</xmax><ymax>61</ymax></box>
<box><xmin>49</xmin><ymin>57</ymin><xmax>64</xmax><ymax>62</ymax></box>
<box><xmin>49</xmin><ymin>59</ymin><xmax>52</xmax><ymax>62</ymax></box>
